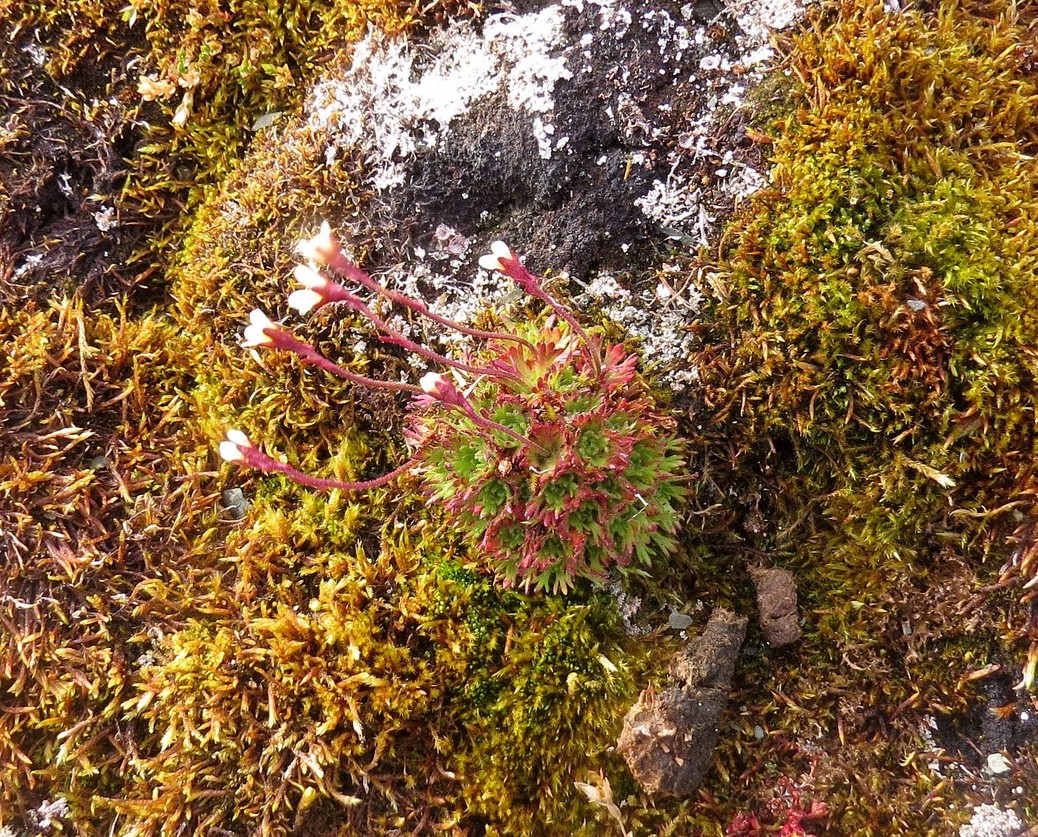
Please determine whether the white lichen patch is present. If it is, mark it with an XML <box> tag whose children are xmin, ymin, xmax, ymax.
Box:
<box><xmin>13</xmin><ymin>252</ymin><xmax>43</xmax><ymax>280</ymax></box>
<box><xmin>958</xmin><ymin>804</ymin><xmax>1024</xmax><ymax>837</ymax></box>
<box><xmin>609</xmin><ymin>580</ymin><xmax>651</xmax><ymax>637</ymax></box>
<box><xmin>631</xmin><ymin>0</ymin><xmax>813</xmax><ymax>244</ymax></box>
<box><xmin>309</xmin><ymin>7</ymin><xmax>575</xmax><ymax>188</ymax></box>
<box><xmin>93</xmin><ymin>205</ymin><xmax>118</xmax><ymax>232</ymax></box>
<box><xmin>25</xmin><ymin>798</ymin><xmax>69</xmax><ymax>832</ymax></box>
<box><xmin>723</xmin><ymin>0</ymin><xmax>812</xmax><ymax>47</ymax></box>
<box><xmin>579</xmin><ymin>266</ymin><xmax>701</xmax><ymax>389</ymax></box>
<box><xmin>22</xmin><ymin>40</ymin><xmax>47</xmax><ymax>67</ymax></box>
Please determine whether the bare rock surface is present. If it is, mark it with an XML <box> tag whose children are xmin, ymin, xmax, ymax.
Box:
<box><xmin>617</xmin><ymin>607</ymin><xmax>747</xmax><ymax>795</ymax></box>
<box><xmin>749</xmin><ymin>565</ymin><xmax>802</xmax><ymax>648</ymax></box>
<box><xmin>294</xmin><ymin>0</ymin><xmax>802</xmax><ymax>388</ymax></box>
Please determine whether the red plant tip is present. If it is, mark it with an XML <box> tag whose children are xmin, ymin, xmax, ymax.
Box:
<box><xmin>296</xmin><ymin>220</ymin><xmax>339</xmax><ymax>265</ymax></box>
<box><xmin>420</xmin><ymin>371</ymin><xmax>467</xmax><ymax>409</ymax></box>
<box><xmin>241</xmin><ymin>309</ymin><xmax>279</xmax><ymax>348</ymax></box>
<box><xmin>479</xmin><ymin>240</ymin><xmax>543</xmax><ymax>297</ymax></box>
<box><xmin>219</xmin><ymin>429</ymin><xmax>254</xmax><ymax>463</ymax></box>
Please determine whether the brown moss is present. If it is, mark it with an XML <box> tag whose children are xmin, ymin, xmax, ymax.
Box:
<box><xmin>0</xmin><ymin>297</ymin><xmax>223</xmax><ymax>830</ymax></box>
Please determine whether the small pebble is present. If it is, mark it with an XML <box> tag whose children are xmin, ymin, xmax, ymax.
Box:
<box><xmin>669</xmin><ymin>611</ymin><xmax>694</xmax><ymax>630</ymax></box>
<box><xmin>222</xmin><ymin>487</ymin><xmax>250</xmax><ymax>520</ymax></box>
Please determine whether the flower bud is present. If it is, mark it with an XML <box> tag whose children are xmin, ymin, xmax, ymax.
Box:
<box><xmin>287</xmin><ymin>288</ymin><xmax>324</xmax><ymax>315</ymax></box>
<box><xmin>420</xmin><ymin>371</ymin><xmax>472</xmax><ymax>410</ymax></box>
<box><xmin>420</xmin><ymin>371</ymin><xmax>451</xmax><ymax>398</ymax></box>
<box><xmin>296</xmin><ymin>221</ymin><xmax>339</xmax><ymax>265</ymax></box>
<box><xmin>219</xmin><ymin>429</ymin><xmax>254</xmax><ymax>463</ymax></box>
<box><xmin>478</xmin><ymin>240</ymin><xmax>515</xmax><ymax>272</ymax></box>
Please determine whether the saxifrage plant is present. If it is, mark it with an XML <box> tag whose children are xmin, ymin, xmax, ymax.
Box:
<box><xmin>220</xmin><ymin>225</ymin><xmax>686</xmax><ymax>593</ymax></box>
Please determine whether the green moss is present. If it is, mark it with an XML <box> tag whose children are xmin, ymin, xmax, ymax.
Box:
<box><xmin>454</xmin><ymin>592</ymin><xmax>638</xmax><ymax>833</ymax></box>
<box><xmin>699</xmin><ymin>0</ymin><xmax>1038</xmax><ymax>626</ymax></box>
<box><xmin>684</xmin><ymin>0</ymin><xmax>1038</xmax><ymax>831</ymax></box>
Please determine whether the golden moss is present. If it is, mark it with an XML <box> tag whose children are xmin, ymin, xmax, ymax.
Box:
<box><xmin>0</xmin><ymin>297</ymin><xmax>221</xmax><ymax>831</ymax></box>
<box><xmin>79</xmin><ymin>489</ymin><xmax>642</xmax><ymax>834</ymax></box>
<box><xmin>454</xmin><ymin>594</ymin><xmax>636</xmax><ymax>831</ymax></box>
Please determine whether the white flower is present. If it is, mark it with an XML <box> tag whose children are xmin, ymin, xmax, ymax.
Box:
<box><xmin>296</xmin><ymin>221</ymin><xmax>338</xmax><ymax>264</ymax></box>
<box><xmin>478</xmin><ymin>240</ymin><xmax>514</xmax><ymax>272</ymax></box>
<box><xmin>219</xmin><ymin>429</ymin><xmax>253</xmax><ymax>463</ymax></box>
<box><xmin>289</xmin><ymin>264</ymin><xmax>342</xmax><ymax>314</ymax></box>
<box><xmin>287</xmin><ymin>288</ymin><xmax>324</xmax><ymax>315</ymax></box>
<box><xmin>293</xmin><ymin>263</ymin><xmax>326</xmax><ymax>289</ymax></box>
<box><xmin>419</xmin><ymin>371</ymin><xmax>447</xmax><ymax>395</ymax></box>
<box><xmin>241</xmin><ymin>309</ymin><xmax>276</xmax><ymax>347</ymax></box>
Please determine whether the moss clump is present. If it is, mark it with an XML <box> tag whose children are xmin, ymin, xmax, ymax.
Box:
<box><xmin>684</xmin><ymin>0</ymin><xmax>1038</xmax><ymax>832</ymax></box>
<box><xmin>1</xmin><ymin>317</ymin><xmax>646</xmax><ymax>831</ymax></box>
<box><xmin>0</xmin><ymin>297</ymin><xmax>220</xmax><ymax>832</ymax></box>
<box><xmin>108</xmin><ymin>491</ymin><xmax>642</xmax><ymax>834</ymax></box>
<box><xmin>699</xmin><ymin>0</ymin><xmax>1038</xmax><ymax>654</ymax></box>
<box><xmin>453</xmin><ymin>591</ymin><xmax>637</xmax><ymax>832</ymax></box>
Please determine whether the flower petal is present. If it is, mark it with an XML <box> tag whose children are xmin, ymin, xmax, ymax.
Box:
<box><xmin>420</xmin><ymin>371</ymin><xmax>447</xmax><ymax>395</ymax></box>
<box><xmin>293</xmin><ymin>264</ymin><xmax>327</xmax><ymax>289</ymax></box>
<box><xmin>479</xmin><ymin>241</ymin><xmax>515</xmax><ymax>272</ymax></box>
<box><xmin>242</xmin><ymin>309</ymin><xmax>276</xmax><ymax>347</ymax></box>
<box><xmin>219</xmin><ymin>440</ymin><xmax>245</xmax><ymax>462</ymax></box>
<box><xmin>288</xmin><ymin>288</ymin><xmax>323</xmax><ymax>314</ymax></box>
<box><xmin>226</xmin><ymin>429</ymin><xmax>252</xmax><ymax>447</ymax></box>
<box><xmin>296</xmin><ymin>221</ymin><xmax>338</xmax><ymax>264</ymax></box>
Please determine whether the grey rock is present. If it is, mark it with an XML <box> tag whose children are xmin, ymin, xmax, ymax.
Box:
<box><xmin>221</xmin><ymin>487</ymin><xmax>250</xmax><ymax>520</ymax></box>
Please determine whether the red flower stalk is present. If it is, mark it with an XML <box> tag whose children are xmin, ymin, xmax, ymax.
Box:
<box><xmin>286</xmin><ymin>271</ymin><xmax>519</xmax><ymax>383</ymax></box>
<box><xmin>297</xmin><ymin>222</ymin><xmax>533</xmax><ymax>349</ymax></box>
<box><xmin>219</xmin><ymin>430</ymin><xmax>416</xmax><ymax>491</ymax></box>
<box><xmin>241</xmin><ymin>309</ymin><xmax>420</xmax><ymax>393</ymax></box>
<box><xmin>479</xmin><ymin>241</ymin><xmax>602</xmax><ymax>376</ymax></box>
<box><xmin>419</xmin><ymin>372</ymin><xmax>543</xmax><ymax>452</ymax></box>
